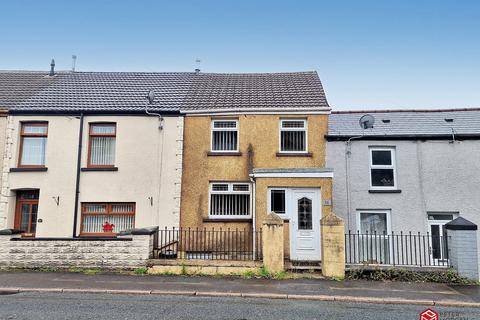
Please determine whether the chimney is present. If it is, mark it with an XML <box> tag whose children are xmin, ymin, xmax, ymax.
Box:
<box><xmin>49</xmin><ymin>59</ymin><xmax>55</xmax><ymax>76</ymax></box>
<box><xmin>195</xmin><ymin>68</ymin><xmax>200</xmax><ymax>74</ymax></box>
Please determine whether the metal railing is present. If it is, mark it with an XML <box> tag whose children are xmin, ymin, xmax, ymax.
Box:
<box><xmin>345</xmin><ymin>231</ymin><xmax>449</xmax><ymax>267</ymax></box>
<box><xmin>154</xmin><ymin>227</ymin><xmax>262</xmax><ymax>261</ymax></box>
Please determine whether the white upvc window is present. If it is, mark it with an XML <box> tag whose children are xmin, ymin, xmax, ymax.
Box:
<box><xmin>369</xmin><ymin>147</ymin><xmax>397</xmax><ymax>189</ymax></box>
<box><xmin>279</xmin><ymin>119</ymin><xmax>307</xmax><ymax>153</ymax></box>
<box><xmin>268</xmin><ymin>188</ymin><xmax>287</xmax><ymax>215</ymax></box>
<box><xmin>209</xmin><ymin>182</ymin><xmax>251</xmax><ymax>218</ymax></box>
<box><xmin>211</xmin><ymin>119</ymin><xmax>239</xmax><ymax>152</ymax></box>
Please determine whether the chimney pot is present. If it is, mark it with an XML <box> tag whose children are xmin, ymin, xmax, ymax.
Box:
<box><xmin>49</xmin><ymin>59</ymin><xmax>55</xmax><ymax>76</ymax></box>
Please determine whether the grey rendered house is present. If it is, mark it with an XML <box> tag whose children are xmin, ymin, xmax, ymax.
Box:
<box><xmin>326</xmin><ymin>108</ymin><xmax>480</xmax><ymax>266</ymax></box>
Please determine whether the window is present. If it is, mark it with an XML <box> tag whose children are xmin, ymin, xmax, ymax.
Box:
<box><xmin>19</xmin><ymin>122</ymin><xmax>48</xmax><ymax>167</ymax></box>
<box><xmin>81</xmin><ymin>203</ymin><xmax>135</xmax><ymax>235</ymax></box>
<box><xmin>211</xmin><ymin>120</ymin><xmax>238</xmax><ymax>152</ymax></box>
<box><xmin>359</xmin><ymin>211</ymin><xmax>388</xmax><ymax>234</ymax></box>
<box><xmin>280</xmin><ymin>119</ymin><xmax>307</xmax><ymax>152</ymax></box>
<box><xmin>209</xmin><ymin>182</ymin><xmax>251</xmax><ymax>218</ymax></box>
<box><xmin>269</xmin><ymin>189</ymin><xmax>286</xmax><ymax>215</ymax></box>
<box><xmin>370</xmin><ymin>147</ymin><xmax>396</xmax><ymax>189</ymax></box>
<box><xmin>88</xmin><ymin>123</ymin><xmax>116</xmax><ymax>167</ymax></box>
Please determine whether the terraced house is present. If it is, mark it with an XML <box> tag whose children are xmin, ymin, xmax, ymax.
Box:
<box><xmin>0</xmin><ymin>68</ymin><xmax>186</xmax><ymax>237</ymax></box>
<box><xmin>180</xmin><ymin>72</ymin><xmax>333</xmax><ymax>262</ymax></box>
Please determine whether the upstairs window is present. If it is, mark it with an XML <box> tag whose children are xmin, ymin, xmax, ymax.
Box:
<box><xmin>211</xmin><ymin>120</ymin><xmax>238</xmax><ymax>152</ymax></box>
<box><xmin>370</xmin><ymin>147</ymin><xmax>396</xmax><ymax>189</ymax></box>
<box><xmin>209</xmin><ymin>182</ymin><xmax>251</xmax><ymax>218</ymax></box>
<box><xmin>19</xmin><ymin>122</ymin><xmax>48</xmax><ymax>167</ymax></box>
<box><xmin>88</xmin><ymin>123</ymin><xmax>116</xmax><ymax>167</ymax></box>
<box><xmin>280</xmin><ymin>119</ymin><xmax>307</xmax><ymax>152</ymax></box>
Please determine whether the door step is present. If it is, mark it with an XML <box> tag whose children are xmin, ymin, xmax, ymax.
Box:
<box><xmin>286</xmin><ymin>261</ymin><xmax>322</xmax><ymax>271</ymax></box>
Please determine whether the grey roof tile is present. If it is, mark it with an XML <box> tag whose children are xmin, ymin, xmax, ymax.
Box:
<box><xmin>0</xmin><ymin>70</ymin><xmax>329</xmax><ymax>113</ymax></box>
<box><xmin>328</xmin><ymin>109</ymin><xmax>480</xmax><ymax>137</ymax></box>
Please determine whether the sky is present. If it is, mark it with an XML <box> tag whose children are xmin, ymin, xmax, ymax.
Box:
<box><xmin>0</xmin><ymin>0</ymin><xmax>479</xmax><ymax>110</ymax></box>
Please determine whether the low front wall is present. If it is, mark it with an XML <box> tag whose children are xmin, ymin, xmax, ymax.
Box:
<box><xmin>0</xmin><ymin>232</ymin><xmax>154</xmax><ymax>269</ymax></box>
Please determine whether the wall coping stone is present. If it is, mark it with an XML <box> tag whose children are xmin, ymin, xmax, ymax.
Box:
<box><xmin>263</xmin><ymin>212</ymin><xmax>284</xmax><ymax>226</ymax></box>
<box><xmin>0</xmin><ymin>229</ymin><xmax>24</xmax><ymax>235</ymax></box>
<box><xmin>445</xmin><ymin>217</ymin><xmax>478</xmax><ymax>231</ymax></box>
<box><xmin>118</xmin><ymin>226</ymin><xmax>159</xmax><ymax>236</ymax></box>
<box><xmin>11</xmin><ymin>237</ymin><xmax>133</xmax><ymax>241</ymax></box>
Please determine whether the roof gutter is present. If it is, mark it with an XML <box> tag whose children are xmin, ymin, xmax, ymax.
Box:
<box><xmin>325</xmin><ymin>134</ymin><xmax>480</xmax><ymax>141</ymax></box>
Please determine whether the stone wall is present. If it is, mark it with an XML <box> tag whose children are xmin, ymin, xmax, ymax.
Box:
<box><xmin>0</xmin><ymin>229</ymin><xmax>156</xmax><ymax>269</ymax></box>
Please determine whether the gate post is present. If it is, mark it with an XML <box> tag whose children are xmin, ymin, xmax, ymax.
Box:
<box><xmin>445</xmin><ymin>217</ymin><xmax>479</xmax><ymax>281</ymax></box>
<box><xmin>320</xmin><ymin>212</ymin><xmax>345</xmax><ymax>279</ymax></box>
<box><xmin>262</xmin><ymin>212</ymin><xmax>284</xmax><ymax>273</ymax></box>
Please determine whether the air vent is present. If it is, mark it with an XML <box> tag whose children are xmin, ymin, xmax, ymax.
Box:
<box><xmin>382</xmin><ymin>119</ymin><xmax>391</xmax><ymax>123</ymax></box>
<box><xmin>444</xmin><ymin>118</ymin><xmax>454</xmax><ymax>123</ymax></box>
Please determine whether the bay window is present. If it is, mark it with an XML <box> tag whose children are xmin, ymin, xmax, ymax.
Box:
<box><xmin>88</xmin><ymin>123</ymin><xmax>116</xmax><ymax>167</ymax></box>
<box><xmin>19</xmin><ymin>122</ymin><xmax>48</xmax><ymax>167</ymax></box>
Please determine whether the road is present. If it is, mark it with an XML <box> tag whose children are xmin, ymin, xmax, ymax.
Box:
<box><xmin>0</xmin><ymin>292</ymin><xmax>478</xmax><ymax>320</ymax></box>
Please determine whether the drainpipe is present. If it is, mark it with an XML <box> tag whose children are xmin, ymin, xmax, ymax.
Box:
<box><xmin>344</xmin><ymin>135</ymin><xmax>364</xmax><ymax>231</ymax></box>
<box><xmin>72</xmin><ymin>113</ymin><xmax>84</xmax><ymax>238</ymax></box>
<box><xmin>250</xmin><ymin>176</ymin><xmax>256</xmax><ymax>259</ymax></box>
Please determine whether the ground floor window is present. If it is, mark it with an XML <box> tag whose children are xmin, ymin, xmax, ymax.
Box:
<box><xmin>81</xmin><ymin>203</ymin><xmax>135</xmax><ymax>235</ymax></box>
<box><xmin>209</xmin><ymin>182</ymin><xmax>251</xmax><ymax>218</ymax></box>
<box><xmin>357</xmin><ymin>210</ymin><xmax>390</xmax><ymax>264</ymax></box>
<box><xmin>359</xmin><ymin>211</ymin><xmax>388</xmax><ymax>234</ymax></box>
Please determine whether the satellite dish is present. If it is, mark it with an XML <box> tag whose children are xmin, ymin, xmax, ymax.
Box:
<box><xmin>359</xmin><ymin>114</ymin><xmax>375</xmax><ymax>129</ymax></box>
<box><xmin>147</xmin><ymin>90</ymin><xmax>155</xmax><ymax>105</ymax></box>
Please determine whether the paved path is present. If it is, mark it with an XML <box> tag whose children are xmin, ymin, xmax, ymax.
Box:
<box><xmin>0</xmin><ymin>271</ymin><xmax>479</xmax><ymax>307</ymax></box>
<box><xmin>1</xmin><ymin>292</ymin><xmax>479</xmax><ymax>320</ymax></box>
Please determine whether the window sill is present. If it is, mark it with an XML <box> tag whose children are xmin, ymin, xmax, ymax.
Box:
<box><xmin>276</xmin><ymin>152</ymin><xmax>312</xmax><ymax>157</ymax></box>
<box><xmin>10</xmin><ymin>167</ymin><xmax>48</xmax><ymax>172</ymax></box>
<box><xmin>369</xmin><ymin>189</ymin><xmax>402</xmax><ymax>194</ymax></box>
<box><xmin>203</xmin><ymin>218</ymin><xmax>252</xmax><ymax>223</ymax></box>
<box><xmin>207</xmin><ymin>151</ymin><xmax>242</xmax><ymax>156</ymax></box>
<box><xmin>81</xmin><ymin>167</ymin><xmax>118</xmax><ymax>172</ymax></box>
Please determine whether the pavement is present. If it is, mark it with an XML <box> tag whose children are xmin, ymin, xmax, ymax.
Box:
<box><xmin>1</xmin><ymin>292</ymin><xmax>479</xmax><ymax>320</ymax></box>
<box><xmin>0</xmin><ymin>271</ymin><xmax>479</xmax><ymax>308</ymax></box>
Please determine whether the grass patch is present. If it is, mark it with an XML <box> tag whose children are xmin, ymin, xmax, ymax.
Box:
<box><xmin>133</xmin><ymin>267</ymin><xmax>148</xmax><ymax>275</ymax></box>
<box><xmin>346</xmin><ymin>267</ymin><xmax>477</xmax><ymax>284</ymax></box>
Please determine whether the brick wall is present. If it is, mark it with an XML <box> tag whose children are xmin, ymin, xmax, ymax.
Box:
<box><xmin>0</xmin><ymin>231</ymin><xmax>155</xmax><ymax>269</ymax></box>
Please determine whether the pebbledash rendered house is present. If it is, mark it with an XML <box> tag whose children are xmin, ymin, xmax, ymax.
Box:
<box><xmin>326</xmin><ymin>108</ymin><xmax>480</xmax><ymax>268</ymax></box>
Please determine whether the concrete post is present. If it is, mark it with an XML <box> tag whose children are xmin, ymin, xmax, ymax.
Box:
<box><xmin>445</xmin><ymin>217</ymin><xmax>479</xmax><ymax>281</ymax></box>
<box><xmin>320</xmin><ymin>212</ymin><xmax>345</xmax><ymax>279</ymax></box>
<box><xmin>262</xmin><ymin>212</ymin><xmax>284</xmax><ymax>273</ymax></box>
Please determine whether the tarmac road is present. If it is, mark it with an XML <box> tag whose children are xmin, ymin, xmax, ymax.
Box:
<box><xmin>0</xmin><ymin>292</ymin><xmax>478</xmax><ymax>320</ymax></box>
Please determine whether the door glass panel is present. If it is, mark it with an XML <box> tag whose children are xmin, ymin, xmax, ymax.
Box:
<box><xmin>30</xmin><ymin>204</ymin><xmax>38</xmax><ymax>234</ymax></box>
<box><xmin>298</xmin><ymin>197</ymin><xmax>312</xmax><ymax>230</ymax></box>
<box><xmin>441</xmin><ymin>225</ymin><xmax>448</xmax><ymax>260</ymax></box>
<box><xmin>431</xmin><ymin>225</ymin><xmax>441</xmax><ymax>259</ymax></box>
<box><xmin>20</xmin><ymin>204</ymin><xmax>30</xmax><ymax>232</ymax></box>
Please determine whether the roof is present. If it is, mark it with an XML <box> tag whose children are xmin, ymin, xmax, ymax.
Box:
<box><xmin>0</xmin><ymin>71</ymin><xmax>192</xmax><ymax>113</ymax></box>
<box><xmin>327</xmin><ymin>108</ymin><xmax>480</xmax><ymax>140</ymax></box>
<box><xmin>183</xmin><ymin>72</ymin><xmax>329</xmax><ymax>112</ymax></box>
<box><xmin>0</xmin><ymin>70</ymin><xmax>329</xmax><ymax>114</ymax></box>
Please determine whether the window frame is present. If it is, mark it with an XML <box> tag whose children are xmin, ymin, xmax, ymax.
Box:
<box><xmin>18</xmin><ymin>122</ymin><xmax>48</xmax><ymax>168</ymax></box>
<box><xmin>369</xmin><ymin>147</ymin><xmax>397</xmax><ymax>190</ymax></box>
<box><xmin>267</xmin><ymin>188</ymin><xmax>288</xmax><ymax>216</ymax></box>
<box><xmin>279</xmin><ymin>119</ymin><xmax>308</xmax><ymax>153</ymax></box>
<box><xmin>210</xmin><ymin>119</ymin><xmax>239</xmax><ymax>153</ymax></box>
<box><xmin>80</xmin><ymin>202</ymin><xmax>135</xmax><ymax>236</ymax></box>
<box><xmin>356</xmin><ymin>210</ymin><xmax>391</xmax><ymax>235</ymax></box>
<box><xmin>87</xmin><ymin>123</ymin><xmax>117</xmax><ymax>168</ymax></box>
<box><xmin>208</xmin><ymin>182</ymin><xmax>252</xmax><ymax>219</ymax></box>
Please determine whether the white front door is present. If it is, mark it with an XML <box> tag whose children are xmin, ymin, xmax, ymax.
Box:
<box><xmin>289</xmin><ymin>188</ymin><xmax>321</xmax><ymax>261</ymax></box>
<box><xmin>427</xmin><ymin>213</ymin><xmax>456</xmax><ymax>265</ymax></box>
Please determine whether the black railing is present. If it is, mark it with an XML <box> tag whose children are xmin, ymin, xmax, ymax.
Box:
<box><xmin>345</xmin><ymin>231</ymin><xmax>449</xmax><ymax>267</ymax></box>
<box><xmin>154</xmin><ymin>227</ymin><xmax>262</xmax><ymax>261</ymax></box>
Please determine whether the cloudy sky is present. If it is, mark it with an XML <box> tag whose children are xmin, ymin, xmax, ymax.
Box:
<box><xmin>1</xmin><ymin>0</ymin><xmax>479</xmax><ymax>110</ymax></box>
